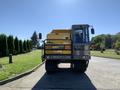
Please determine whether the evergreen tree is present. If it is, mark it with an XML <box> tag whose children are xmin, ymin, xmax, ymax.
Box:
<box><xmin>0</xmin><ymin>34</ymin><xmax>8</xmax><ymax>57</ymax></box>
<box><xmin>27</xmin><ymin>40</ymin><xmax>30</xmax><ymax>52</ymax></box>
<box><xmin>19</xmin><ymin>40</ymin><xmax>24</xmax><ymax>53</ymax></box>
<box><xmin>29</xmin><ymin>40</ymin><xmax>33</xmax><ymax>50</ymax></box>
<box><xmin>23</xmin><ymin>40</ymin><xmax>27</xmax><ymax>52</ymax></box>
<box><xmin>31</xmin><ymin>31</ymin><xmax>38</xmax><ymax>48</ymax></box>
<box><xmin>14</xmin><ymin>37</ymin><xmax>20</xmax><ymax>54</ymax></box>
<box><xmin>7</xmin><ymin>35</ymin><xmax>15</xmax><ymax>54</ymax></box>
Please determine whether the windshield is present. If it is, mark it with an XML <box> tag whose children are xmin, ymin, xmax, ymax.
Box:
<box><xmin>74</xmin><ymin>29</ymin><xmax>89</xmax><ymax>43</ymax></box>
<box><xmin>75</xmin><ymin>30</ymin><xmax>83</xmax><ymax>43</ymax></box>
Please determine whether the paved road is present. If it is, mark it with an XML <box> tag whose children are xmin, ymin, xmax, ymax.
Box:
<box><xmin>0</xmin><ymin>57</ymin><xmax>120</xmax><ymax>90</ymax></box>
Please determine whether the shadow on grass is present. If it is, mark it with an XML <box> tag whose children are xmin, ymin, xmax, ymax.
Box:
<box><xmin>32</xmin><ymin>70</ymin><xmax>96</xmax><ymax>90</ymax></box>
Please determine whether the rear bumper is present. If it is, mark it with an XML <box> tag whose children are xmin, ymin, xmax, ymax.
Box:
<box><xmin>43</xmin><ymin>55</ymin><xmax>90</xmax><ymax>60</ymax></box>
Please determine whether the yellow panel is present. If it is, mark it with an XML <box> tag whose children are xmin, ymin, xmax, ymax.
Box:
<box><xmin>62</xmin><ymin>50</ymin><xmax>71</xmax><ymax>54</ymax></box>
<box><xmin>51</xmin><ymin>29</ymin><xmax>71</xmax><ymax>33</ymax></box>
<box><xmin>45</xmin><ymin>29</ymin><xmax>72</xmax><ymax>55</ymax></box>
<box><xmin>65</xmin><ymin>45</ymin><xmax>71</xmax><ymax>49</ymax></box>
<box><xmin>47</xmin><ymin>40</ymin><xmax>71</xmax><ymax>44</ymax></box>
<box><xmin>47</xmin><ymin>33</ymin><xmax>71</xmax><ymax>40</ymax></box>
<box><xmin>45</xmin><ymin>46</ymin><xmax>52</xmax><ymax>49</ymax></box>
<box><xmin>45</xmin><ymin>46</ymin><xmax>64</xmax><ymax>49</ymax></box>
<box><xmin>45</xmin><ymin>50</ymin><xmax>71</xmax><ymax>54</ymax></box>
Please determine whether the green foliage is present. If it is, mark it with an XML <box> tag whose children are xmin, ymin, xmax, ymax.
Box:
<box><xmin>26</xmin><ymin>40</ymin><xmax>31</xmax><ymax>52</ymax></box>
<box><xmin>100</xmin><ymin>42</ymin><xmax>105</xmax><ymax>49</ymax></box>
<box><xmin>0</xmin><ymin>33</ymin><xmax>32</xmax><ymax>57</ymax></box>
<box><xmin>0</xmin><ymin>34</ymin><xmax>8</xmax><ymax>57</ymax></box>
<box><xmin>31</xmin><ymin>31</ymin><xmax>38</xmax><ymax>48</ymax></box>
<box><xmin>115</xmin><ymin>41</ymin><xmax>120</xmax><ymax>50</ymax></box>
<box><xmin>91</xmin><ymin>33</ymin><xmax>120</xmax><ymax>50</ymax></box>
<box><xmin>29</xmin><ymin>40</ymin><xmax>33</xmax><ymax>50</ymax></box>
<box><xmin>14</xmin><ymin>37</ymin><xmax>20</xmax><ymax>54</ymax></box>
<box><xmin>105</xmin><ymin>34</ymin><xmax>112</xmax><ymax>48</ymax></box>
<box><xmin>19</xmin><ymin>40</ymin><xmax>24</xmax><ymax>53</ymax></box>
<box><xmin>23</xmin><ymin>40</ymin><xmax>27</xmax><ymax>52</ymax></box>
<box><xmin>113</xmin><ymin>34</ymin><xmax>120</xmax><ymax>42</ymax></box>
<box><xmin>91</xmin><ymin>35</ymin><xmax>105</xmax><ymax>50</ymax></box>
<box><xmin>7</xmin><ymin>35</ymin><xmax>15</xmax><ymax>54</ymax></box>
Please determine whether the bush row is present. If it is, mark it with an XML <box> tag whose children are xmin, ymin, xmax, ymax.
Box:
<box><xmin>91</xmin><ymin>33</ymin><xmax>120</xmax><ymax>50</ymax></box>
<box><xmin>0</xmin><ymin>34</ymin><xmax>32</xmax><ymax>57</ymax></box>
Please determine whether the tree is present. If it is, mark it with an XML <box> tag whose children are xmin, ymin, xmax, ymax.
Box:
<box><xmin>0</xmin><ymin>34</ymin><xmax>8</xmax><ymax>57</ymax></box>
<box><xmin>23</xmin><ymin>40</ymin><xmax>27</xmax><ymax>52</ymax></box>
<box><xmin>29</xmin><ymin>40</ymin><xmax>33</xmax><ymax>51</ymax></box>
<box><xmin>115</xmin><ymin>41</ymin><xmax>120</xmax><ymax>50</ymax></box>
<box><xmin>7</xmin><ymin>35</ymin><xmax>15</xmax><ymax>54</ymax></box>
<box><xmin>31</xmin><ymin>31</ymin><xmax>39</xmax><ymax>48</ymax></box>
<box><xmin>105</xmin><ymin>34</ymin><xmax>113</xmax><ymax>49</ymax></box>
<box><xmin>115</xmin><ymin>41</ymin><xmax>120</xmax><ymax>55</ymax></box>
<box><xmin>19</xmin><ymin>40</ymin><xmax>24</xmax><ymax>53</ymax></box>
<box><xmin>26</xmin><ymin>40</ymin><xmax>30</xmax><ymax>52</ymax></box>
<box><xmin>14</xmin><ymin>37</ymin><xmax>20</xmax><ymax>54</ymax></box>
<box><xmin>91</xmin><ymin>33</ymin><xmax>120</xmax><ymax>50</ymax></box>
<box><xmin>91</xmin><ymin>35</ymin><xmax>105</xmax><ymax>50</ymax></box>
<box><xmin>100</xmin><ymin>40</ymin><xmax>105</xmax><ymax>53</ymax></box>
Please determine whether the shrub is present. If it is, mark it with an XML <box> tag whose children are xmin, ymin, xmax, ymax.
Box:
<box><xmin>7</xmin><ymin>35</ymin><xmax>15</xmax><ymax>54</ymax></box>
<box><xmin>115</xmin><ymin>41</ymin><xmax>120</xmax><ymax>55</ymax></box>
<box><xmin>27</xmin><ymin>40</ymin><xmax>30</xmax><ymax>52</ymax></box>
<box><xmin>115</xmin><ymin>41</ymin><xmax>120</xmax><ymax>50</ymax></box>
<box><xmin>0</xmin><ymin>34</ymin><xmax>8</xmax><ymax>57</ymax></box>
<box><xmin>23</xmin><ymin>40</ymin><xmax>27</xmax><ymax>52</ymax></box>
<box><xmin>14</xmin><ymin>37</ymin><xmax>20</xmax><ymax>54</ymax></box>
<box><xmin>19</xmin><ymin>40</ymin><xmax>24</xmax><ymax>53</ymax></box>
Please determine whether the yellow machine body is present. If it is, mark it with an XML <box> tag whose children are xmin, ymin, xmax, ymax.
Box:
<box><xmin>45</xmin><ymin>29</ymin><xmax>71</xmax><ymax>55</ymax></box>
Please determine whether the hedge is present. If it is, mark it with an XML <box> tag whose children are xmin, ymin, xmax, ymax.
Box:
<box><xmin>0</xmin><ymin>34</ymin><xmax>32</xmax><ymax>57</ymax></box>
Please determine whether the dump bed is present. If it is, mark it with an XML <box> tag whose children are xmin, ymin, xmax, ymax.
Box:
<box><xmin>45</xmin><ymin>29</ymin><xmax>72</xmax><ymax>55</ymax></box>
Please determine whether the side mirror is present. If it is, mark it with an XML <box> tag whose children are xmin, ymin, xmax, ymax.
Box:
<box><xmin>91</xmin><ymin>28</ymin><xmax>95</xmax><ymax>34</ymax></box>
<box><xmin>39</xmin><ymin>33</ymin><xmax>42</xmax><ymax>39</ymax></box>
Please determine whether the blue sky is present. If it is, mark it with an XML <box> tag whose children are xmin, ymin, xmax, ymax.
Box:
<box><xmin>0</xmin><ymin>0</ymin><xmax>120</xmax><ymax>40</ymax></box>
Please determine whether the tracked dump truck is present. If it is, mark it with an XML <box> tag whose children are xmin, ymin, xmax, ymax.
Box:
<box><xmin>42</xmin><ymin>24</ymin><xmax>95</xmax><ymax>73</ymax></box>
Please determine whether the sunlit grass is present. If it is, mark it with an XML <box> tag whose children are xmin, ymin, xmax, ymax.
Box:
<box><xmin>0</xmin><ymin>50</ymin><xmax>42</xmax><ymax>80</ymax></box>
<box><xmin>91</xmin><ymin>49</ymin><xmax>120</xmax><ymax>59</ymax></box>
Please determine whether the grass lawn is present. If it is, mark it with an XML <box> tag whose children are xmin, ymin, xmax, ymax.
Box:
<box><xmin>91</xmin><ymin>49</ymin><xmax>120</xmax><ymax>59</ymax></box>
<box><xmin>0</xmin><ymin>50</ymin><xmax>42</xmax><ymax>81</ymax></box>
